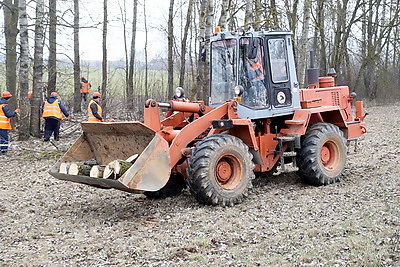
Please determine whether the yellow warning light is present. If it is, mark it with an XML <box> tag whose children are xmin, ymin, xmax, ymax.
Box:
<box><xmin>214</xmin><ymin>26</ymin><xmax>221</xmax><ymax>34</ymax></box>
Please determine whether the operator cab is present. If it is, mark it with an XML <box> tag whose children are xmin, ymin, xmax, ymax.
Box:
<box><xmin>209</xmin><ymin>31</ymin><xmax>301</xmax><ymax>119</ymax></box>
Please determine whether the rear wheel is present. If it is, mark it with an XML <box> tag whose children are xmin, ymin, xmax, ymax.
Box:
<box><xmin>187</xmin><ymin>134</ymin><xmax>255</xmax><ymax>206</ymax></box>
<box><xmin>144</xmin><ymin>173</ymin><xmax>186</xmax><ymax>199</ymax></box>
<box><xmin>297</xmin><ymin>123</ymin><xmax>347</xmax><ymax>185</ymax></box>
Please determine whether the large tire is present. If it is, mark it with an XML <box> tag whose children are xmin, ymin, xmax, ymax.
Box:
<box><xmin>187</xmin><ymin>134</ymin><xmax>255</xmax><ymax>206</ymax></box>
<box><xmin>144</xmin><ymin>173</ymin><xmax>186</xmax><ymax>199</ymax></box>
<box><xmin>297</xmin><ymin>122</ymin><xmax>347</xmax><ymax>186</ymax></box>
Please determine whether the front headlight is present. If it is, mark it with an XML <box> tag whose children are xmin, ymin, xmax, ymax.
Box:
<box><xmin>234</xmin><ymin>85</ymin><xmax>244</xmax><ymax>96</ymax></box>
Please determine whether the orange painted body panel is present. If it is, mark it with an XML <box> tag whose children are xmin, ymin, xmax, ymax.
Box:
<box><xmin>284</xmin><ymin>86</ymin><xmax>367</xmax><ymax>139</ymax></box>
<box><xmin>253</xmin><ymin>134</ymin><xmax>279</xmax><ymax>172</ymax></box>
<box><xmin>144</xmin><ymin>91</ymin><xmax>366</xmax><ymax>173</ymax></box>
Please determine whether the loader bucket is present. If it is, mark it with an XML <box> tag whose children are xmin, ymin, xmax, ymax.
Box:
<box><xmin>49</xmin><ymin>122</ymin><xmax>171</xmax><ymax>192</ymax></box>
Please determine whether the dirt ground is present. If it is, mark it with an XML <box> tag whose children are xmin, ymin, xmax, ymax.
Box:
<box><xmin>0</xmin><ymin>103</ymin><xmax>399</xmax><ymax>266</ymax></box>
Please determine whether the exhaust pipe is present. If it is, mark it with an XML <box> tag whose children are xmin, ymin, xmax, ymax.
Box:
<box><xmin>306</xmin><ymin>50</ymin><xmax>319</xmax><ymax>88</ymax></box>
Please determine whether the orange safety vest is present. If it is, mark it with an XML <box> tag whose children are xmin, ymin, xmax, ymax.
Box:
<box><xmin>0</xmin><ymin>104</ymin><xmax>11</xmax><ymax>130</ymax></box>
<box><xmin>42</xmin><ymin>99</ymin><xmax>63</xmax><ymax>119</ymax></box>
<box><xmin>88</xmin><ymin>100</ymin><xmax>103</xmax><ymax>122</ymax></box>
<box><xmin>249</xmin><ymin>62</ymin><xmax>264</xmax><ymax>81</ymax></box>
<box><xmin>80</xmin><ymin>82</ymin><xmax>91</xmax><ymax>93</ymax></box>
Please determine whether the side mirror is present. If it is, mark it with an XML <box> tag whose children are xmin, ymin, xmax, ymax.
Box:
<box><xmin>247</xmin><ymin>37</ymin><xmax>258</xmax><ymax>59</ymax></box>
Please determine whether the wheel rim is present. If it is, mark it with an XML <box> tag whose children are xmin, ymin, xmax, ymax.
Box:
<box><xmin>320</xmin><ymin>140</ymin><xmax>340</xmax><ymax>171</ymax></box>
<box><xmin>215</xmin><ymin>154</ymin><xmax>243</xmax><ymax>190</ymax></box>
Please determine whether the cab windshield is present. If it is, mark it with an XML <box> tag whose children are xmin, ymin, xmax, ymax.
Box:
<box><xmin>210</xmin><ymin>39</ymin><xmax>237</xmax><ymax>104</ymax></box>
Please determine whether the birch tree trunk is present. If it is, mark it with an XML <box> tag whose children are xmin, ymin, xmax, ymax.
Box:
<box><xmin>30</xmin><ymin>0</ymin><xmax>45</xmax><ymax>137</ymax></box>
<box><xmin>101</xmin><ymin>0</ymin><xmax>108</xmax><ymax>118</ymax></box>
<box><xmin>197</xmin><ymin>0</ymin><xmax>212</xmax><ymax>103</ymax></box>
<box><xmin>244</xmin><ymin>0</ymin><xmax>253</xmax><ymax>29</ymax></box>
<box><xmin>179</xmin><ymin>0</ymin><xmax>193</xmax><ymax>88</ymax></box>
<box><xmin>73</xmin><ymin>0</ymin><xmax>81</xmax><ymax>113</ymax></box>
<box><xmin>270</xmin><ymin>0</ymin><xmax>279</xmax><ymax>29</ymax></box>
<box><xmin>167</xmin><ymin>0</ymin><xmax>175</xmax><ymax>100</ymax></box>
<box><xmin>218</xmin><ymin>0</ymin><xmax>228</xmax><ymax>31</ymax></box>
<box><xmin>18</xmin><ymin>0</ymin><xmax>30</xmax><ymax>140</ymax></box>
<box><xmin>127</xmin><ymin>0</ymin><xmax>138</xmax><ymax>110</ymax></box>
<box><xmin>47</xmin><ymin>0</ymin><xmax>57</xmax><ymax>94</ymax></box>
<box><xmin>3</xmin><ymin>0</ymin><xmax>19</xmax><ymax>111</ymax></box>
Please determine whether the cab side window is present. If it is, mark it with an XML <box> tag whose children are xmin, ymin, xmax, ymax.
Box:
<box><xmin>268</xmin><ymin>39</ymin><xmax>289</xmax><ymax>83</ymax></box>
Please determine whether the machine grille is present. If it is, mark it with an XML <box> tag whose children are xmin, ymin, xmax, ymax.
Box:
<box><xmin>331</xmin><ymin>92</ymin><xmax>340</xmax><ymax>106</ymax></box>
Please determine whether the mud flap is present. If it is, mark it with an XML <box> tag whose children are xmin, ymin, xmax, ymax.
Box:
<box><xmin>49</xmin><ymin>122</ymin><xmax>171</xmax><ymax>192</ymax></box>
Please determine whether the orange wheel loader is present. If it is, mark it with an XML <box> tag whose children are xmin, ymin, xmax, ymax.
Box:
<box><xmin>49</xmin><ymin>30</ymin><xmax>367</xmax><ymax>206</ymax></box>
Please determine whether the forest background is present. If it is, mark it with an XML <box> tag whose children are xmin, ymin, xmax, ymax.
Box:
<box><xmin>1</xmin><ymin>0</ymin><xmax>399</xmax><ymax>140</ymax></box>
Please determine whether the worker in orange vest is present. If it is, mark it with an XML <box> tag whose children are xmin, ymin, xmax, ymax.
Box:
<box><xmin>42</xmin><ymin>92</ymin><xmax>69</xmax><ymax>141</ymax></box>
<box><xmin>80</xmin><ymin>76</ymin><xmax>92</xmax><ymax>102</ymax></box>
<box><xmin>0</xmin><ymin>91</ymin><xmax>20</xmax><ymax>155</ymax></box>
<box><xmin>88</xmin><ymin>92</ymin><xmax>103</xmax><ymax>122</ymax></box>
<box><xmin>241</xmin><ymin>54</ymin><xmax>268</xmax><ymax>107</ymax></box>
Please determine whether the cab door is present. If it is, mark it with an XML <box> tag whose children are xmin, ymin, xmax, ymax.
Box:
<box><xmin>264</xmin><ymin>37</ymin><xmax>292</xmax><ymax>108</ymax></box>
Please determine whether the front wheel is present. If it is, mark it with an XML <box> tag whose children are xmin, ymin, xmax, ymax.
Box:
<box><xmin>297</xmin><ymin>123</ymin><xmax>347</xmax><ymax>185</ymax></box>
<box><xmin>187</xmin><ymin>134</ymin><xmax>255</xmax><ymax>206</ymax></box>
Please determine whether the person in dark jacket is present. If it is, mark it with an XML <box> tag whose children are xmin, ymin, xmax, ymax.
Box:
<box><xmin>0</xmin><ymin>91</ymin><xmax>20</xmax><ymax>155</ymax></box>
<box><xmin>42</xmin><ymin>92</ymin><xmax>69</xmax><ymax>141</ymax></box>
<box><xmin>87</xmin><ymin>92</ymin><xmax>103</xmax><ymax>121</ymax></box>
<box><xmin>165</xmin><ymin>87</ymin><xmax>189</xmax><ymax>117</ymax></box>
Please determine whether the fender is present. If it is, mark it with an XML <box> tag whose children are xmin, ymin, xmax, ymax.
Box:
<box><xmin>284</xmin><ymin>106</ymin><xmax>366</xmax><ymax>139</ymax></box>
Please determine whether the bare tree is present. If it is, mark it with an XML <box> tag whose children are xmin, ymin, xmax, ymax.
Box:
<box><xmin>297</xmin><ymin>0</ymin><xmax>312</xmax><ymax>87</ymax></box>
<box><xmin>144</xmin><ymin>1</ymin><xmax>149</xmax><ymax>100</ymax></box>
<box><xmin>218</xmin><ymin>0</ymin><xmax>229</xmax><ymax>31</ymax></box>
<box><xmin>179</xmin><ymin>0</ymin><xmax>194</xmax><ymax>88</ymax></box>
<box><xmin>101</xmin><ymin>0</ymin><xmax>108</xmax><ymax>118</ymax></box>
<box><xmin>244</xmin><ymin>0</ymin><xmax>253</xmax><ymax>29</ymax></box>
<box><xmin>18</xmin><ymin>0</ymin><xmax>30</xmax><ymax>140</ymax></box>
<box><xmin>47</xmin><ymin>0</ymin><xmax>57</xmax><ymax>94</ymax></box>
<box><xmin>127</xmin><ymin>0</ymin><xmax>138</xmax><ymax>110</ymax></box>
<box><xmin>30</xmin><ymin>0</ymin><xmax>45</xmax><ymax>137</ymax></box>
<box><xmin>269</xmin><ymin>0</ymin><xmax>279</xmax><ymax>29</ymax></box>
<box><xmin>119</xmin><ymin>0</ymin><xmax>128</xmax><ymax>101</ymax></box>
<box><xmin>313</xmin><ymin>0</ymin><xmax>327</xmax><ymax>75</ymax></box>
<box><xmin>197</xmin><ymin>0</ymin><xmax>211</xmax><ymax>102</ymax></box>
<box><xmin>167</xmin><ymin>0</ymin><xmax>175</xmax><ymax>100</ymax></box>
<box><xmin>3</xmin><ymin>0</ymin><xmax>19</xmax><ymax>111</ymax></box>
<box><xmin>73</xmin><ymin>0</ymin><xmax>81</xmax><ymax>113</ymax></box>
